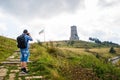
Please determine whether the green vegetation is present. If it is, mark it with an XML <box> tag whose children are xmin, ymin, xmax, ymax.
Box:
<box><xmin>109</xmin><ymin>47</ymin><xmax>116</xmax><ymax>54</ymax></box>
<box><xmin>89</xmin><ymin>37</ymin><xmax>119</xmax><ymax>47</ymax></box>
<box><xmin>1</xmin><ymin>36</ymin><xmax>120</xmax><ymax>80</ymax></box>
<box><xmin>0</xmin><ymin>36</ymin><xmax>17</xmax><ymax>62</ymax></box>
<box><xmin>28</xmin><ymin>41</ymin><xmax>120</xmax><ymax>80</ymax></box>
<box><xmin>46</xmin><ymin>40</ymin><xmax>120</xmax><ymax>48</ymax></box>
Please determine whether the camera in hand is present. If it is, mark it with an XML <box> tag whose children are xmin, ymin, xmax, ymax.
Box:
<box><xmin>27</xmin><ymin>33</ymin><xmax>30</xmax><ymax>36</ymax></box>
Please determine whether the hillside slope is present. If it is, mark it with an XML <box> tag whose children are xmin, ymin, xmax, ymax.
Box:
<box><xmin>28</xmin><ymin>42</ymin><xmax>120</xmax><ymax>80</ymax></box>
<box><xmin>45</xmin><ymin>40</ymin><xmax>120</xmax><ymax>48</ymax></box>
<box><xmin>0</xmin><ymin>36</ymin><xmax>17</xmax><ymax>61</ymax></box>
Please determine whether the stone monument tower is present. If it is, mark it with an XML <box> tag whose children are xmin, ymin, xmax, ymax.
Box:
<box><xmin>70</xmin><ymin>25</ymin><xmax>79</xmax><ymax>40</ymax></box>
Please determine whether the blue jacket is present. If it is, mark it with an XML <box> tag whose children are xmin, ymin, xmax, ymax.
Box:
<box><xmin>20</xmin><ymin>34</ymin><xmax>33</xmax><ymax>50</ymax></box>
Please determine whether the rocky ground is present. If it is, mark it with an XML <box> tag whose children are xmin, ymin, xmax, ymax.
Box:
<box><xmin>0</xmin><ymin>51</ymin><xmax>43</xmax><ymax>80</ymax></box>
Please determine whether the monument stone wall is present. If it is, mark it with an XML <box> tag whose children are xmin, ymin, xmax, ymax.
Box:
<box><xmin>70</xmin><ymin>25</ymin><xmax>79</xmax><ymax>40</ymax></box>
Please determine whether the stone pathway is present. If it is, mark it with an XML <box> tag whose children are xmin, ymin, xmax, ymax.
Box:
<box><xmin>0</xmin><ymin>68</ymin><xmax>8</xmax><ymax>80</ymax></box>
<box><xmin>0</xmin><ymin>51</ymin><xmax>43</xmax><ymax>80</ymax></box>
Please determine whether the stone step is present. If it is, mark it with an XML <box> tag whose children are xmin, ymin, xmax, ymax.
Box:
<box><xmin>0</xmin><ymin>77</ymin><xmax>4</xmax><ymax>80</ymax></box>
<box><xmin>0</xmin><ymin>66</ymin><xmax>5</xmax><ymax>69</ymax></box>
<box><xmin>19</xmin><ymin>73</ymin><xmax>28</xmax><ymax>77</ymax></box>
<box><xmin>10</xmin><ymin>70</ymin><xmax>19</xmax><ymax>73</ymax></box>
<box><xmin>18</xmin><ymin>77</ymin><xmax>22</xmax><ymax>80</ymax></box>
<box><xmin>25</xmin><ymin>76</ymin><xmax>43</xmax><ymax>80</ymax></box>
<box><xmin>9</xmin><ymin>73</ymin><xmax>15</xmax><ymax>80</ymax></box>
<box><xmin>1</xmin><ymin>61</ymin><xmax>32</xmax><ymax>65</ymax></box>
<box><xmin>0</xmin><ymin>68</ymin><xmax>8</xmax><ymax>77</ymax></box>
<box><xmin>14</xmin><ymin>50</ymin><xmax>20</xmax><ymax>52</ymax></box>
<box><xmin>1</xmin><ymin>61</ymin><xmax>20</xmax><ymax>64</ymax></box>
<box><xmin>8</xmin><ymin>55</ymin><xmax>15</xmax><ymax>59</ymax></box>
<box><xmin>7</xmin><ymin>59</ymin><xmax>20</xmax><ymax>62</ymax></box>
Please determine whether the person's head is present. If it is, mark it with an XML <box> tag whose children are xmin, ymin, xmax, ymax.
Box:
<box><xmin>23</xmin><ymin>29</ymin><xmax>28</xmax><ymax>34</ymax></box>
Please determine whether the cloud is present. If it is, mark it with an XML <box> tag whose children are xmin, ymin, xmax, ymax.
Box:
<box><xmin>0</xmin><ymin>0</ymin><xmax>120</xmax><ymax>44</ymax></box>
<box><xmin>98</xmin><ymin>0</ymin><xmax>120</xmax><ymax>7</ymax></box>
<box><xmin>0</xmin><ymin>23</ymin><xmax>7</xmax><ymax>36</ymax></box>
<box><xmin>0</xmin><ymin>24</ymin><xmax>7</xmax><ymax>31</ymax></box>
<box><xmin>0</xmin><ymin>0</ymin><xmax>83</xmax><ymax>20</ymax></box>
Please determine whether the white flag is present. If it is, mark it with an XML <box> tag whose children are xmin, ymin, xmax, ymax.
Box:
<box><xmin>39</xmin><ymin>30</ymin><xmax>44</xmax><ymax>34</ymax></box>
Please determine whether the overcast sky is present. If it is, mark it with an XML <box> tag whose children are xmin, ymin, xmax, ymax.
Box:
<box><xmin>0</xmin><ymin>0</ymin><xmax>120</xmax><ymax>44</ymax></box>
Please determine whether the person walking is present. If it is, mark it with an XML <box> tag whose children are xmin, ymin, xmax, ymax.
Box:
<box><xmin>18</xmin><ymin>29</ymin><xmax>33</xmax><ymax>73</ymax></box>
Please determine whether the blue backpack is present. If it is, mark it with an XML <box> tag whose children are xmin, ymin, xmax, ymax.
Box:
<box><xmin>17</xmin><ymin>34</ymin><xmax>27</xmax><ymax>49</ymax></box>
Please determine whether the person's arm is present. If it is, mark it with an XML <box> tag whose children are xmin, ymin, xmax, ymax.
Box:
<box><xmin>27</xmin><ymin>33</ymin><xmax>33</xmax><ymax>41</ymax></box>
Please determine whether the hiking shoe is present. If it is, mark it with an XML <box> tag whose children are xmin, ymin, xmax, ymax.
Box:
<box><xmin>21</xmin><ymin>68</ymin><xmax>24</xmax><ymax>71</ymax></box>
<box><xmin>20</xmin><ymin>71</ymin><xmax>28</xmax><ymax>74</ymax></box>
<box><xmin>21</xmin><ymin>68</ymin><xmax>28</xmax><ymax>73</ymax></box>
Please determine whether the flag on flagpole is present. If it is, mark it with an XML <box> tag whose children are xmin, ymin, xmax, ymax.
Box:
<box><xmin>39</xmin><ymin>29</ymin><xmax>44</xmax><ymax>34</ymax></box>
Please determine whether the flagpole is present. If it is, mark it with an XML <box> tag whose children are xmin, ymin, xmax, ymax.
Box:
<box><xmin>44</xmin><ymin>27</ymin><xmax>45</xmax><ymax>42</ymax></box>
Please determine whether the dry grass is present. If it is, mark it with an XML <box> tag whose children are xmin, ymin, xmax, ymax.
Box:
<box><xmin>115</xmin><ymin>48</ymin><xmax>120</xmax><ymax>54</ymax></box>
<box><xmin>89</xmin><ymin>48</ymin><xmax>111</xmax><ymax>57</ymax></box>
<box><xmin>59</xmin><ymin>47</ymin><xmax>91</xmax><ymax>55</ymax></box>
<box><xmin>89</xmin><ymin>48</ymin><xmax>120</xmax><ymax>58</ymax></box>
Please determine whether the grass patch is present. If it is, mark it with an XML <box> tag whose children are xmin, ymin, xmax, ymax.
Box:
<box><xmin>28</xmin><ymin>43</ymin><xmax>120</xmax><ymax>80</ymax></box>
<box><xmin>0</xmin><ymin>36</ymin><xmax>17</xmax><ymax>62</ymax></box>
